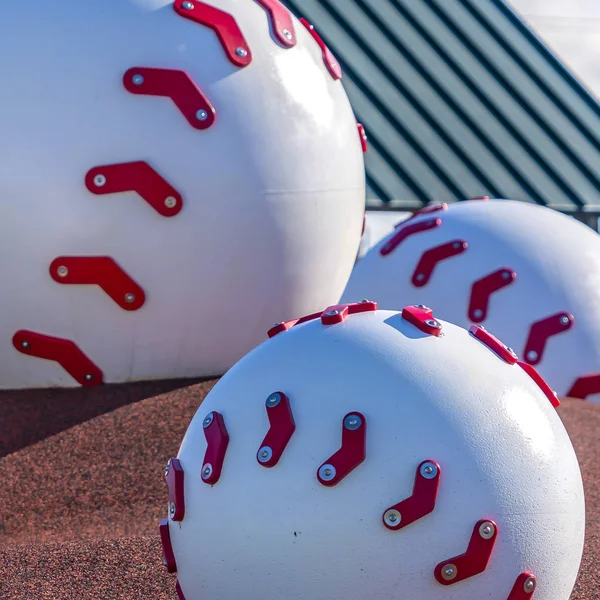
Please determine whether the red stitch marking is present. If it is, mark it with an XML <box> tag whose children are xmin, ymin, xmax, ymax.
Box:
<box><xmin>321</xmin><ymin>301</ymin><xmax>378</xmax><ymax>325</ymax></box>
<box><xmin>382</xmin><ymin>460</ymin><xmax>441</xmax><ymax>531</ymax></box>
<box><xmin>85</xmin><ymin>161</ymin><xmax>183</xmax><ymax>217</ymax></box>
<box><xmin>361</xmin><ymin>213</ymin><xmax>366</xmax><ymax>236</ymax></box>
<box><xmin>518</xmin><ymin>360</ymin><xmax>560</xmax><ymax>407</ymax></box>
<box><xmin>317</xmin><ymin>412</ymin><xmax>366</xmax><ymax>487</ymax></box>
<box><xmin>469</xmin><ymin>325</ymin><xmax>518</xmax><ymax>364</ymax></box>
<box><xmin>268</xmin><ymin>311</ymin><xmax>323</xmax><ymax>338</ymax></box>
<box><xmin>412</xmin><ymin>239</ymin><xmax>468</xmax><ymax>287</ymax></box>
<box><xmin>50</xmin><ymin>256</ymin><xmax>145</xmax><ymax>311</ymax></box>
<box><xmin>401</xmin><ymin>305</ymin><xmax>443</xmax><ymax>337</ymax></box>
<box><xmin>12</xmin><ymin>330</ymin><xmax>103</xmax><ymax>386</ymax></box>
<box><xmin>257</xmin><ymin>392</ymin><xmax>296</xmax><ymax>468</ymax></box>
<box><xmin>380</xmin><ymin>217</ymin><xmax>442</xmax><ymax>257</ymax></box>
<box><xmin>469</xmin><ymin>196</ymin><xmax>489</xmax><ymax>200</ymax></box>
<box><xmin>123</xmin><ymin>67</ymin><xmax>216</xmax><ymax>130</ymax></box>
<box><xmin>523</xmin><ymin>312</ymin><xmax>574</xmax><ymax>365</ymax></box>
<box><xmin>508</xmin><ymin>572</ymin><xmax>537</xmax><ymax>598</ymax></box>
<box><xmin>159</xmin><ymin>518</ymin><xmax>177</xmax><ymax>573</ymax></box>
<box><xmin>300</xmin><ymin>18</ymin><xmax>342</xmax><ymax>80</ymax></box>
<box><xmin>201</xmin><ymin>411</ymin><xmax>229</xmax><ymax>485</ymax></box>
<box><xmin>468</xmin><ymin>268</ymin><xmax>516</xmax><ymax>322</ymax></box>
<box><xmin>434</xmin><ymin>519</ymin><xmax>498</xmax><ymax>585</ymax></box>
<box><xmin>173</xmin><ymin>0</ymin><xmax>251</xmax><ymax>66</ymax></box>
<box><xmin>567</xmin><ymin>373</ymin><xmax>600</xmax><ymax>399</ymax></box>
<box><xmin>165</xmin><ymin>458</ymin><xmax>185</xmax><ymax>521</ymax></box>
<box><xmin>176</xmin><ymin>580</ymin><xmax>187</xmax><ymax>600</ymax></box>
<box><xmin>402</xmin><ymin>202</ymin><xmax>448</xmax><ymax>225</ymax></box>
<box><xmin>254</xmin><ymin>0</ymin><xmax>296</xmax><ymax>47</ymax></box>
<box><xmin>357</xmin><ymin>123</ymin><xmax>368</xmax><ymax>153</ymax></box>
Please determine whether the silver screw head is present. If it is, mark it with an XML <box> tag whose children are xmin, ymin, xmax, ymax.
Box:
<box><xmin>282</xmin><ymin>29</ymin><xmax>292</xmax><ymax>39</ymax></box>
<box><xmin>202</xmin><ymin>463</ymin><xmax>213</xmax><ymax>479</ymax></box>
<box><xmin>164</xmin><ymin>196</ymin><xmax>177</xmax><ymax>208</ymax></box>
<box><xmin>425</xmin><ymin>319</ymin><xmax>441</xmax><ymax>329</ymax></box>
<box><xmin>203</xmin><ymin>413</ymin><xmax>214</xmax><ymax>428</ymax></box>
<box><xmin>524</xmin><ymin>576</ymin><xmax>536</xmax><ymax>592</ymax></box>
<box><xmin>257</xmin><ymin>446</ymin><xmax>273</xmax><ymax>463</ymax></box>
<box><xmin>526</xmin><ymin>350</ymin><xmax>538</xmax><ymax>362</ymax></box>
<box><xmin>182</xmin><ymin>1</ymin><xmax>194</xmax><ymax>8</ymax></box>
<box><xmin>57</xmin><ymin>265</ymin><xmax>69</xmax><ymax>278</ymax></box>
<box><xmin>383</xmin><ymin>509</ymin><xmax>401</xmax><ymax>527</ymax></box>
<box><xmin>124</xmin><ymin>293</ymin><xmax>136</xmax><ymax>304</ymax></box>
<box><xmin>415</xmin><ymin>304</ymin><xmax>429</xmax><ymax>310</ymax></box>
<box><xmin>452</xmin><ymin>241</ymin><xmax>461</xmax><ymax>249</ymax></box>
<box><xmin>473</xmin><ymin>309</ymin><xmax>484</xmax><ymax>319</ymax></box>
<box><xmin>441</xmin><ymin>564</ymin><xmax>457</xmax><ymax>580</ymax></box>
<box><xmin>196</xmin><ymin>109</ymin><xmax>208</xmax><ymax>121</ymax></box>
<box><xmin>169</xmin><ymin>502</ymin><xmax>176</xmax><ymax>517</ymax></box>
<box><xmin>326</xmin><ymin>309</ymin><xmax>340</xmax><ymax>317</ymax></box>
<box><xmin>84</xmin><ymin>374</ymin><xmax>94</xmax><ymax>381</ymax></box>
<box><xmin>415</xmin><ymin>273</ymin><xmax>425</xmax><ymax>281</ymax></box>
<box><xmin>131</xmin><ymin>74</ymin><xmax>144</xmax><ymax>86</ymax></box>
<box><xmin>235</xmin><ymin>47</ymin><xmax>248</xmax><ymax>57</ymax></box>
<box><xmin>479</xmin><ymin>521</ymin><xmax>495</xmax><ymax>539</ymax></box>
<box><xmin>319</xmin><ymin>464</ymin><xmax>336</xmax><ymax>481</ymax></box>
<box><xmin>344</xmin><ymin>414</ymin><xmax>362</xmax><ymax>430</ymax></box>
<box><xmin>266</xmin><ymin>393</ymin><xmax>281</xmax><ymax>407</ymax></box>
<box><xmin>561</xmin><ymin>316</ymin><xmax>570</xmax><ymax>325</ymax></box>
<box><xmin>502</xmin><ymin>270</ymin><xmax>512</xmax><ymax>279</ymax></box>
<box><xmin>20</xmin><ymin>341</ymin><xmax>30</xmax><ymax>349</ymax></box>
<box><xmin>93</xmin><ymin>174</ymin><xmax>107</xmax><ymax>187</ymax></box>
<box><xmin>420</xmin><ymin>462</ymin><xmax>438</xmax><ymax>479</ymax></box>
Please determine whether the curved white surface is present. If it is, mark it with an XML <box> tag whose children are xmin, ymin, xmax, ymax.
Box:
<box><xmin>168</xmin><ymin>306</ymin><xmax>585</xmax><ymax>599</ymax></box>
<box><xmin>0</xmin><ymin>0</ymin><xmax>365</xmax><ymax>388</ymax></box>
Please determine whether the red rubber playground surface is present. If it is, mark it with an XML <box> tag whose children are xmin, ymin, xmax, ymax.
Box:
<box><xmin>0</xmin><ymin>379</ymin><xmax>597</xmax><ymax>599</ymax></box>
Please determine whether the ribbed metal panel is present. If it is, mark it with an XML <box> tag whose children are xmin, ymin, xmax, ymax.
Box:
<box><xmin>282</xmin><ymin>0</ymin><xmax>600</xmax><ymax>211</ymax></box>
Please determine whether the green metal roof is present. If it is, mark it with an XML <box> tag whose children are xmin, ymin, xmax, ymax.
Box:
<box><xmin>282</xmin><ymin>0</ymin><xmax>600</xmax><ymax>212</ymax></box>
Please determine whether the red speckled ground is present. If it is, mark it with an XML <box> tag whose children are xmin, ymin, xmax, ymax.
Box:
<box><xmin>0</xmin><ymin>381</ymin><xmax>597</xmax><ymax>599</ymax></box>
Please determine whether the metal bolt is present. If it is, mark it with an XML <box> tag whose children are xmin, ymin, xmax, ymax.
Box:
<box><xmin>479</xmin><ymin>521</ymin><xmax>495</xmax><ymax>539</ymax></box>
<box><xmin>319</xmin><ymin>464</ymin><xmax>336</xmax><ymax>481</ymax></box>
<box><xmin>527</xmin><ymin>350</ymin><xmax>538</xmax><ymax>362</ymax></box>
<box><xmin>57</xmin><ymin>266</ymin><xmax>69</xmax><ymax>278</ymax></box>
<box><xmin>257</xmin><ymin>446</ymin><xmax>273</xmax><ymax>463</ymax></box>
<box><xmin>473</xmin><ymin>309</ymin><xmax>483</xmax><ymax>320</ymax></box>
<box><xmin>383</xmin><ymin>509</ymin><xmax>401</xmax><ymax>527</ymax></box>
<box><xmin>441</xmin><ymin>564</ymin><xmax>457</xmax><ymax>581</ymax></box>
<box><xmin>203</xmin><ymin>413</ymin><xmax>214</xmax><ymax>428</ymax></box>
<box><xmin>124</xmin><ymin>293</ymin><xmax>136</xmax><ymax>304</ymax></box>
<box><xmin>164</xmin><ymin>196</ymin><xmax>177</xmax><ymax>208</ymax></box>
<box><xmin>20</xmin><ymin>341</ymin><xmax>30</xmax><ymax>349</ymax></box>
<box><xmin>84</xmin><ymin>374</ymin><xmax>94</xmax><ymax>381</ymax></box>
<box><xmin>266</xmin><ymin>392</ymin><xmax>281</xmax><ymax>407</ymax></box>
<box><xmin>420</xmin><ymin>462</ymin><xmax>438</xmax><ymax>479</ymax></box>
<box><xmin>415</xmin><ymin>304</ymin><xmax>429</xmax><ymax>309</ymax></box>
<box><xmin>131</xmin><ymin>74</ymin><xmax>144</xmax><ymax>86</ymax></box>
<box><xmin>169</xmin><ymin>502</ymin><xmax>176</xmax><ymax>517</ymax></box>
<box><xmin>453</xmin><ymin>241</ymin><xmax>462</xmax><ymax>249</ymax></box>
<box><xmin>93</xmin><ymin>174</ymin><xmax>107</xmax><ymax>187</ymax></box>
<box><xmin>282</xmin><ymin>29</ymin><xmax>292</xmax><ymax>40</ymax></box>
<box><xmin>502</xmin><ymin>270</ymin><xmax>512</xmax><ymax>280</ymax></box>
<box><xmin>181</xmin><ymin>1</ymin><xmax>194</xmax><ymax>8</ymax></box>
<box><xmin>235</xmin><ymin>47</ymin><xmax>248</xmax><ymax>57</ymax></box>
<box><xmin>202</xmin><ymin>463</ymin><xmax>213</xmax><ymax>480</ymax></box>
<box><xmin>415</xmin><ymin>273</ymin><xmax>425</xmax><ymax>281</ymax></box>
<box><xmin>196</xmin><ymin>109</ymin><xmax>208</xmax><ymax>121</ymax></box>
<box><xmin>561</xmin><ymin>316</ymin><xmax>570</xmax><ymax>325</ymax></box>
<box><xmin>326</xmin><ymin>309</ymin><xmax>340</xmax><ymax>317</ymax></box>
<box><xmin>524</xmin><ymin>576</ymin><xmax>536</xmax><ymax>593</ymax></box>
<box><xmin>425</xmin><ymin>319</ymin><xmax>441</xmax><ymax>329</ymax></box>
<box><xmin>344</xmin><ymin>414</ymin><xmax>362</xmax><ymax>430</ymax></box>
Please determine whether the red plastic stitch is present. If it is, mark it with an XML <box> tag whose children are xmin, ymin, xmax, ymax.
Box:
<box><xmin>176</xmin><ymin>580</ymin><xmax>187</xmax><ymax>600</ymax></box>
<box><xmin>254</xmin><ymin>0</ymin><xmax>296</xmax><ymax>47</ymax></box>
<box><xmin>257</xmin><ymin>392</ymin><xmax>296</xmax><ymax>468</ymax></box>
<box><xmin>357</xmin><ymin>123</ymin><xmax>368</xmax><ymax>153</ymax></box>
<box><xmin>380</xmin><ymin>217</ymin><xmax>442</xmax><ymax>257</ymax></box>
<box><xmin>317</xmin><ymin>412</ymin><xmax>366</xmax><ymax>487</ymax></box>
<box><xmin>85</xmin><ymin>161</ymin><xmax>183</xmax><ymax>217</ymax></box>
<box><xmin>508</xmin><ymin>572</ymin><xmax>537</xmax><ymax>598</ymax></box>
<box><xmin>382</xmin><ymin>460</ymin><xmax>441</xmax><ymax>531</ymax></box>
<box><xmin>12</xmin><ymin>330</ymin><xmax>103</xmax><ymax>386</ymax></box>
<box><xmin>165</xmin><ymin>458</ymin><xmax>185</xmax><ymax>521</ymax></box>
<box><xmin>201</xmin><ymin>411</ymin><xmax>229</xmax><ymax>485</ymax></box>
<box><xmin>401</xmin><ymin>305</ymin><xmax>443</xmax><ymax>337</ymax></box>
<box><xmin>173</xmin><ymin>0</ymin><xmax>252</xmax><ymax>67</ymax></box>
<box><xmin>469</xmin><ymin>196</ymin><xmax>489</xmax><ymax>200</ymax></box>
<box><xmin>469</xmin><ymin>325</ymin><xmax>518</xmax><ymax>364</ymax></box>
<box><xmin>412</xmin><ymin>240</ymin><xmax>468</xmax><ymax>287</ymax></box>
<box><xmin>159</xmin><ymin>518</ymin><xmax>177</xmax><ymax>573</ymax></box>
<box><xmin>300</xmin><ymin>18</ymin><xmax>342</xmax><ymax>80</ymax></box>
<box><xmin>468</xmin><ymin>268</ymin><xmax>516</xmax><ymax>322</ymax></box>
<box><xmin>402</xmin><ymin>203</ymin><xmax>448</xmax><ymax>225</ymax></box>
<box><xmin>523</xmin><ymin>312</ymin><xmax>574</xmax><ymax>365</ymax></box>
<box><xmin>49</xmin><ymin>256</ymin><xmax>145</xmax><ymax>311</ymax></box>
<box><xmin>123</xmin><ymin>67</ymin><xmax>216</xmax><ymax>130</ymax></box>
<box><xmin>267</xmin><ymin>311</ymin><xmax>323</xmax><ymax>338</ymax></box>
<box><xmin>434</xmin><ymin>519</ymin><xmax>498</xmax><ymax>585</ymax></box>
<box><xmin>567</xmin><ymin>374</ymin><xmax>600</xmax><ymax>400</ymax></box>
<box><xmin>518</xmin><ymin>361</ymin><xmax>560</xmax><ymax>408</ymax></box>
<box><xmin>321</xmin><ymin>301</ymin><xmax>378</xmax><ymax>325</ymax></box>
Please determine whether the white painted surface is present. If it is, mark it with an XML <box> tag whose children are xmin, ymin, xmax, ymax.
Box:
<box><xmin>358</xmin><ymin>211</ymin><xmax>412</xmax><ymax>260</ymax></box>
<box><xmin>0</xmin><ymin>0</ymin><xmax>365</xmax><ymax>388</ymax></box>
<box><xmin>170</xmin><ymin>308</ymin><xmax>584</xmax><ymax>599</ymax></box>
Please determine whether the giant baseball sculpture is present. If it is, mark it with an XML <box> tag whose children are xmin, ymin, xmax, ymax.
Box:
<box><xmin>0</xmin><ymin>0</ymin><xmax>365</xmax><ymax>389</ymax></box>
<box><xmin>159</xmin><ymin>302</ymin><xmax>585</xmax><ymax>599</ymax></box>
<box><xmin>343</xmin><ymin>199</ymin><xmax>600</xmax><ymax>402</ymax></box>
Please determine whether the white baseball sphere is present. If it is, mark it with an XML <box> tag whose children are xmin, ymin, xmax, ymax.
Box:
<box><xmin>159</xmin><ymin>302</ymin><xmax>584</xmax><ymax>600</ymax></box>
<box><xmin>0</xmin><ymin>0</ymin><xmax>365</xmax><ymax>389</ymax></box>
<box><xmin>342</xmin><ymin>199</ymin><xmax>600</xmax><ymax>402</ymax></box>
